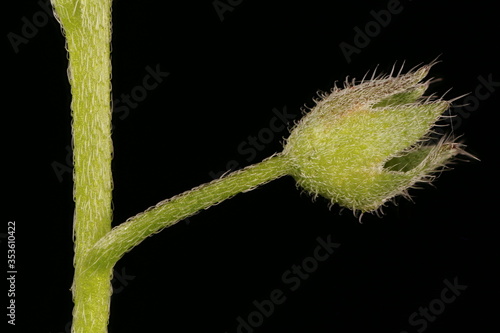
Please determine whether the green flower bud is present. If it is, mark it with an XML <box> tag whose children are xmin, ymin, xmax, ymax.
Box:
<box><xmin>283</xmin><ymin>63</ymin><xmax>467</xmax><ymax>214</ymax></box>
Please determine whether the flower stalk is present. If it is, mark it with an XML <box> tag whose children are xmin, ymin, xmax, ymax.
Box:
<box><xmin>82</xmin><ymin>154</ymin><xmax>290</xmax><ymax>274</ymax></box>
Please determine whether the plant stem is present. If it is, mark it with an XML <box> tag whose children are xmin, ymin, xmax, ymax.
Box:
<box><xmin>52</xmin><ymin>1</ymin><xmax>291</xmax><ymax>332</ymax></box>
<box><xmin>52</xmin><ymin>1</ymin><xmax>113</xmax><ymax>332</ymax></box>
<box><xmin>83</xmin><ymin>154</ymin><xmax>291</xmax><ymax>273</ymax></box>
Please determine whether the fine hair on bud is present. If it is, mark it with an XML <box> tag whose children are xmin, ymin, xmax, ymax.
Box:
<box><xmin>282</xmin><ymin>61</ymin><xmax>473</xmax><ymax>215</ymax></box>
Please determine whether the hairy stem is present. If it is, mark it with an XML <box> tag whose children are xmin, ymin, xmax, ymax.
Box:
<box><xmin>83</xmin><ymin>154</ymin><xmax>291</xmax><ymax>274</ymax></box>
<box><xmin>52</xmin><ymin>1</ymin><xmax>292</xmax><ymax>332</ymax></box>
<box><xmin>52</xmin><ymin>1</ymin><xmax>113</xmax><ymax>332</ymax></box>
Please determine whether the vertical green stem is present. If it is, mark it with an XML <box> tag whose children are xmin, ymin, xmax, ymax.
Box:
<box><xmin>52</xmin><ymin>1</ymin><xmax>114</xmax><ymax>332</ymax></box>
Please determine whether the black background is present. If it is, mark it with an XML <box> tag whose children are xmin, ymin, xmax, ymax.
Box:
<box><xmin>4</xmin><ymin>0</ymin><xmax>499</xmax><ymax>332</ymax></box>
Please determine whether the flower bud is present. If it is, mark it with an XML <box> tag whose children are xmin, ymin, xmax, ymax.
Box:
<box><xmin>283</xmin><ymin>63</ymin><xmax>467</xmax><ymax>214</ymax></box>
